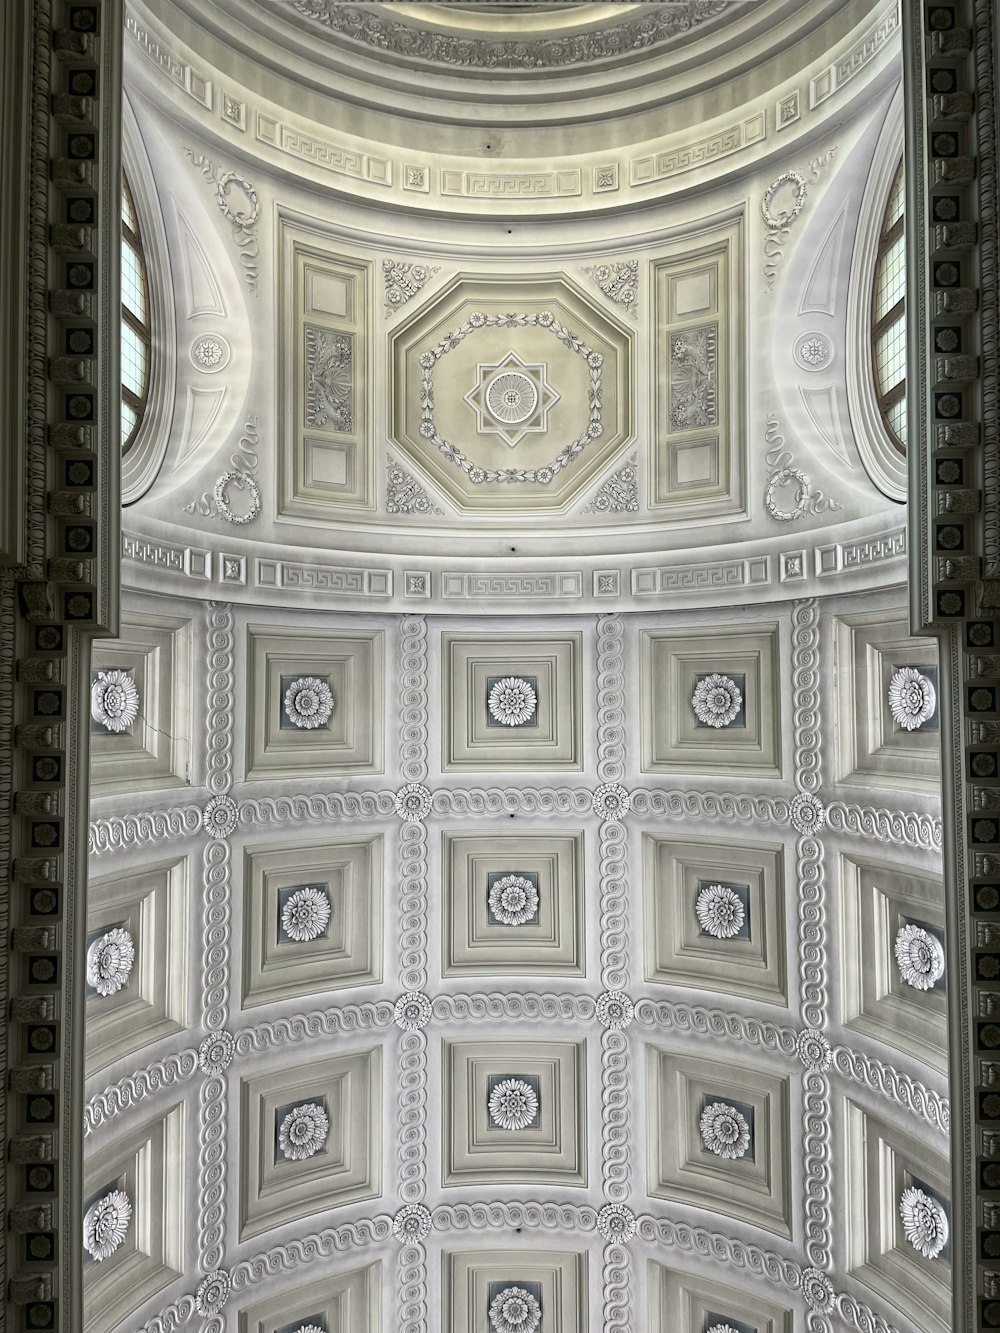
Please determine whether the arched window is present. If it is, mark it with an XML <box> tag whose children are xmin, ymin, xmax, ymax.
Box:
<box><xmin>120</xmin><ymin>174</ymin><xmax>151</xmax><ymax>453</ymax></box>
<box><xmin>872</xmin><ymin>160</ymin><xmax>906</xmax><ymax>450</ymax></box>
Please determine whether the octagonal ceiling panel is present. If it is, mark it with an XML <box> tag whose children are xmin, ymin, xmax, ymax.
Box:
<box><xmin>390</xmin><ymin>275</ymin><xmax>634</xmax><ymax>512</ymax></box>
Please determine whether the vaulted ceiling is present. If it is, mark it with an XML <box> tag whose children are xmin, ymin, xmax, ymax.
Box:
<box><xmin>83</xmin><ymin>4</ymin><xmax>950</xmax><ymax>1332</ymax></box>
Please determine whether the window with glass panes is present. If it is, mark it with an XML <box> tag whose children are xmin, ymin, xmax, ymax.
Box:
<box><xmin>872</xmin><ymin>160</ymin><xmax>906</xmax><ymax>450</ymax></box>
<box><xmin>121</xmin><ymin>175</ymin><xmax>150</xmax><ymax>453</ymax></box>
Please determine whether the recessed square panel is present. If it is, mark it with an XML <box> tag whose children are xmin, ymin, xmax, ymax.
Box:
<box><xmin>646</xmin><ymin>1262</ymin><xmax>792</xmax><ymax>1333</ymax></box>
<box><xmin>834</xmin><ymin>609</ymin><xmax>940</xmax><ymax>792</ymax></box>
<box><xmin>442</xmin><ymin>1039</ymin><xmax>586</xmax><ymax>1187</ymax></box>
<box><xmin>645</xmin><ymin>1046</ymin><xmax>791</xmax><ymax>1238</ymax></box>
<box><xmin>245</xmin><ymin>626</ymin><xmax>383</xmax><ymax>779</ymax></box>
<box><xmin>643</xmin><ymin>835</ymin><xmax>786</xmax><ymax>1005</ymax></box>
<box><xmin>442</xmin><ymin>634</ymin><xmax>582</xmax><ymax>771</ymax></box>
<box><xmin>239</xmin><ymin>1048</ymin><xmax>381</xmax><ymax>1239</ymax></box>
<box><xmin>639</xmin><ymin>626</ymin><xmax>781</xmax><ymax>776</ymax></box>
<box><xmin>838</xmin><ymin>854</ymin><xmax>946</xmax><ymax>1073</ymax></box>
<box><xmin>442</xmin><ymin>831</ymin><xmax>585</xmax><ymax>977</ymax></box>
<box><xmin>443</xmin><ymin>1250</ymin><xmax>587</xmax><ymax>1333</ymax></box>
<box><xmin>241</xmin><ymin>836</ymin><xmax>382</xmax><ymax>1008</ymax></box>
<box><xmin>239</xmin><ymin>1262</ymin><xmax>381</xmax><ymax>1333</ymax></box>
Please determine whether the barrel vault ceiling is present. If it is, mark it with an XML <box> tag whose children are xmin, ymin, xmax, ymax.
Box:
<box><xmin>81</xmin><ymin>2</ymin><xmax>951</xmax><ymax>1331</ymax></box>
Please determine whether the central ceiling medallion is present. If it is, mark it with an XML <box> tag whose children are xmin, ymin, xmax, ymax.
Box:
<box><xmin>464</xmin><ymin>349</ymin><xmax>560</xmax><ymax>447</ymax></box>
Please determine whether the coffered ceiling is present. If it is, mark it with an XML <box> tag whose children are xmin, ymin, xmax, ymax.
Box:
<box><xmin>83</xmin><ymin>3</ymin><xmax>950</xmax><ymax>1330</ymax></box>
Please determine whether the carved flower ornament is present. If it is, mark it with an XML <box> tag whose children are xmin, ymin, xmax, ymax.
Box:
<box><xmin>280</xmin><ymin>885</ymin><xmax>331</xmax><ymax>942</ymax></box>
<box><xmin>83</xmin><ymin>1188</ymin><xmax>131</xmax><ymax>1262</ymax></box>
<box><xmin>894</xmin><ymin>923</ymin><xmax>945</xmax><ymax>990</ymax></box>
<box><xmin>796</xmin><ymin>1027</ymin><xmax>832</xmax><ymax>1074</ymax></box>
<box><xmin>392</xmin><ymin>1202</ymin><xmax>432</xmax><ymax>1243</ymax></box>
<box><xmin>488</xmin><ymin>1078</ymin><xmax>538</xmax><ymax>1131</ymax></box>
<box><xmin>394</xmin><ymin>782</ymin><xmax>432</xmax><ymax>822</ymax></box>
<box><xmin>706</xmin><ymin>1325</ymin><xmax>741</xmax><ymax>1333</ymax></box>
<box><xmin>695</xmin><ymin>884</ymin><xmax>745</xmax><ymax>939</ymax></box>
<box><xmin>488</xmin><ymin>874</ymin><xmax>539</xmax><ymax>926</ymax></box>
<box><xmin>899</xmin><ymin>1186</ymin><xmax>949</xmax><ymax>1258</ymax></box>
<box><xmin>691</xmin><ymin>673</ymin><xmax>742</xmax><ymax>728</ymax></box>
<box><xmin>292</xmin><ymin>1325</ymin><xmax>325</xmax><ymax>1333</ymax></box>
<box><xmin>790</xmin><ymin>791</ymin><xmax>827</xmax><ymax>835</ymax></box>
<box><xmin>597</xmin><ymin>1202</ymin><xmax>636</xmax><ymax>1243</ymax></box>
<box><xmin>202</xmin><ymin>793</ymin><xmax>238</xmax><ymax>839</ymax></box>
<box><xmin>592</xmin><ymin>781</ymin><xmax>632</xmax><ymax>822</ymax></box>
<box><xmin>596</xmin><ymin>990</ymin><xmax>634</xmax><ymax>1030</ymax></box>
<box><xmin>197</xmin><ymin>1029</ymin><xmax>235</xmax><ymax>1076</ymax></box>
<box><xmin>86</xmin><ymin>927</ymin><xmax>135</xmax><ymax>997</ymax></box>
<box><xmin>488</xmin><ymin>1285</ymin><xmax>542</xmax><ymax>1333</ymax></box>
<box><xmin>394</xmin><ymin>991</ymin><xmax>432</xmax><ymax>1031</ymax></box>
<box><xmin>283</xmin><ymin>675</ymin><xmax>334</xmax><ymax>729</ymax></box>
<box><xmin>90</xmin><ymin>669</ymin><xmax>139</xmax><ymax>733</ymax></box>
<box><xmin>195</xmin><ymin>1270</ymin><xmax>231</xmax><ymax>1316</ymax></box>
<box><xmin>488</xmin><ymin>676</ymin><xmax>537</xmax><ymax>727</ymax></box>
<box><xmin>888</xmin><ymin>667</ymin><xmax>936</xmax><ymax>731</ymax></box>
<box><xmin>278</xmin><ymin>1101</ymin><xmax>330</xmax><ymax>1161</ymax></box>
<box><xmin>800</xmin><ymin>1267</ymin><xmax>834</xmax><ymax>1313</ymax></box>
<box><xmin>699</xmin><ymin>1101</ymin><xmax>751</xmax><ymax>1160</ymax></box>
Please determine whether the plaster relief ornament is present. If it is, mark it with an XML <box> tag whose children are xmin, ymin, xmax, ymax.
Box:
<box><xmin>488</xmin><ymin>1286</ymin><xmax>542</xmax><ymax>1333</ymax></box>
<box><xmin>292</xmin><ymin>1326</ymin><xmax>324</xmax><ymax>1333</ymax></box>
<box><xmin>695</xmin><ymin>884</ymin><xmax>745</xmax><ymax>939</ymax></box>
<box><xmin>85</xmin><ymin>927</ymin><xmax>135</xmax><ymax>997</ymax></box>
<box><xmin>282</xmin><ymin>675</ymin><xmax>334</xmax><ymax>729</ymax></box>
<box><xmin>894</xmin><ymin>924</ymin><xmax>945</xmax><ymax>990</ymax></box>
<box><xmin>707</xmin><ymin>1326</ymin><xmax>741</xmax><ymax>1333</ymax></box>
<box><xmin>394</xmin><ymin>991</ymin><xmax>432</xmax><ymax>1031</ymax></box>
<box><xmin>596</xmin><ymin>990</ymin><xmax>634</xmax><ymax>1030</ymax></box>
<box><xmin>213</xmin><ymin>470</ymin><xmax>261</xmax><ymax>525</ymax></box>
<box><xmin>305</xmin><ymin>327</ymin><xmax>353</xmax><ymax>432</ymax></box>
<box><xmin>793</xmin><ymin>331</ymin><xmax>832</xmax><ymax>370</ymax></box>
<box><xmin>393</xmin><ymin>1202</ymin><xmax>432</xmax><ymax>1243</ymax></box>
<box><xmin>699</xmin><ymin>1101</ymin><xmax>751</xmax><ymax>1160</ymax></box>
<box><xmin>800</xmin><ymin>1267</ymin><xmax>835</xmax><ymax>1314</ymax></box>
<box><xmin>488</xmin><ymin>1078</ymin><xmax>539</xmax><ymax>1131</ymax></box>
<box><xmin>202</xmin><ymin>793</ymin><xmax>238</xmax><ymax>839</ymax></box>
<box><xmin>278</xmin><ymin>1101</ymin><xmax>330</xmax><ymax>1161</ymax></box>
<box><xmin>597</xmin><ymin>1203</ymin><xmax>637</xmax><ymax>1243</ymax></box>
<box><xmin>90</xmin><ymin>669</ymin><xmax>139</xmax><ymax>733</ymax></box>
<box><xmin>761</xmin><ymin>169</ymin><xmax>808</xmax><ymax>231</ymax></box>
<box><xmin>691</xmin><ymin>673</ymin><xmax>742</xmax><ymax>728</ymax></box>
<box><xmin>82</xmin><ymin>1188</ymin><xmax>131</xmax><ymax>1262</ymax></box>
<box><xmin>583</xmin><ymin>260</ymin><xmax>639</xmax><ymax>317</ymax></box>
<box><xmin>190</xmin><ymin>333</ymin><xmax>230</xmax><ymax>371</ymax></box>
<box><xmin>796</xmin><ymin>1027</ymin><xmax>833</xmax><ymax>1074</ymax></box>
<box><xmin>888</xmin><ymin>667</ymin><xmax>937</xmax><ymax>731</ymax></box>
<box><xmin>280</xmin><ymin>885</ymin><xmax>331</xmax><ymax>943</ymax></box>
<box><xmin>790</xmin><ymin>792</ymin><xmax>827</xmax><ymax>835</ymax></box>
<box><xmin>394</xmin><ymin>782</ymin><xmax>433</xmax><ymax>823</ymax></box>
<box><xmin>197</xmin><ymin>1029</ymin><xmax>235</xmax><ymax>1076</ymax></box>
<box><xmin>900</xmin><ymin>1186</ymin><xmax>949</xmax><ymax>1258</ymax></box>
<box><xmin>488</xmin><ymin>676</ymin><xmax>537</xmax><ymax>727</ymax></box>
<box><xmin>592</xmin><ymin>782</ymin><xmax>632</xmax><ymax>822</ymax></box>
<box><xmin>488</xmin><ymin>874</ymin><xmax>539</xmax><ymax>926</ymax></box>
<box><xmin>195</xmin><ymin>1270</ymin><xmax>231</xmax><ymax>1316</ymax></box>
<box><xmin>383</xmin><ymin>259</ymin><xmax>440</xmax><ymax>318</ymax></box>
<box><xmin>420</xmin><ymin>311</ymin><xmax>603</xmax><ymax>484</ymax></box>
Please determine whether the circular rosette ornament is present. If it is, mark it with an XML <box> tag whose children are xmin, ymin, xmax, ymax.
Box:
<box><xmin>283</xmin><ymin>675</ymin><xmax>334</xmax><ymax>729</ymax></box>
<box><xmin>278</xmin><ymin>1101</ymin><xmax>330</xmax><ymax>1162</ymax></box>
<box><xmin>900</xmin><ymin>1186</ymin><xmax>949</xmax><ymax>1258</ymax></box>
<box><xmin>790</xmin><ymin>792</ymin><xmax>827</xmax><ymax>836</ymax></box>
<box><xmin>691</xmin><ymin>673</ymin><xmax>742</xmax><ymax>728</ymax></box>
<box><xmin>202</xmin><ymin>793</ymin><xmax>238</xmax><ymax>839</ymax></box>
<box><xmin>695</xmin><ymin>884</ymin><xmax>745</xmax><ymax>940</ymax></box>
<box><xmin>796</xmin><ymin>1027</ymin><xmax>832</xmax><ymax>1074</ymax></box>
<box><xmin>392</xmin><ymin>1202</ymin><xmax>432</xmax><ymax>1244</ymax></box>
<box><xmin>394</xmin><ymin>782</ymin><xmax>432</xmax><ymax>823</ymax></box>
<box><xmin>596</xmin><ymin>990</ymin><xmax>634</xmax><ymax>1030</ymax></box>
<box><xmin>894</xmin><ymin>923</ymin><xmax>945</xmax><ymax>991</ymax></box>
<box><xmin>86</xmin><ymin>927</ymin><xmax>135</xmax><ymax>997</ymax></box>
<box><xmin>488</xmin><ymin>1285</ymin><xmax>542</xmax><ymax>1333</ymax></box>
<box><xmin>800</xmin><ymin>1267</ymin><xmax>835</xmax><ymax>1314</ymax></box>
<box><xmin>83</xmin><ymin>1188</ymin><xmax>131</xmax><ymax>1262</ymax></box>
<box><xmin>488</xmin><ymin>676</ymin><xmax>537</xmax><ymax>727</ymax></box>
<box><xmin>488</xmin><ymin>1078</ymin><xmax>539</xmax><ymax>1131</ymax></box>
<box><xmin>592</xmin><ymin>781</ymin><xmax>632</xmax><ymax>822</ymax></box>
<box><xmin>292</xmin><ymin>1326</ymin><xmax>325</xmax><ymax>1333</ymax></box>
<box><xmin>280</xmin><ymin>885</ymin><xmax>331</xmax><ymax>943</ymax></box>
<box><xmin>699</xmin><ymin>1101</ymin><xmax>751</xmax><ymax>1160</ymax></box>
<box><xmin>488</xmin><ymin>874</ymin><xmax>539</xmax><ymax>926</ymax></box>
<box><xmin>195</xmin><ymin>1270</ymin><xmax>231</xmax><ymax>1317</ymax></box>
<box><xmin>394</xmin><ymin>991</ymin><xmax>432</xmax><ymax>1031</ymax></box>
<box><xmin>596</xmin><ymin>1203</ymin><xmax>636</xmax><ymax>1243</ymax></box>
<box><xmin>198</xmin><ymin>1029</ymin><xmax>235</xmax><ymax>1076</ymax></box>
<box><xmin>707</xmin><ymin>1326</ymin><xmax>741</xmax><ymax>1333</ymax></box>
<box><xmin>91</xmin><ymin>669</ymin><xmax>139</xmax><ymax>733</ymax></box>
<box><xmin>888</xmin><ymin>667</ymin><xmax>936</xmax><ymax>731</ymax></box>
